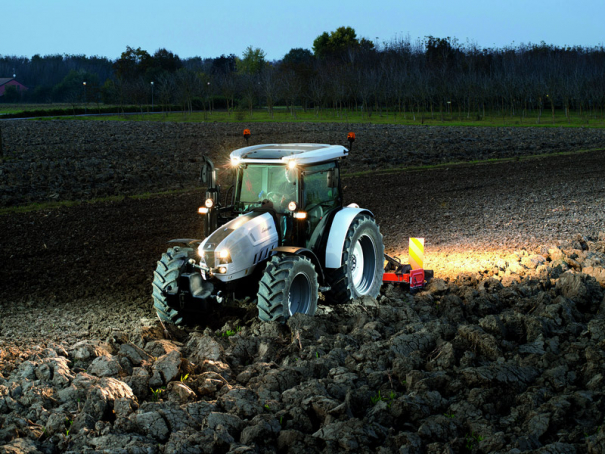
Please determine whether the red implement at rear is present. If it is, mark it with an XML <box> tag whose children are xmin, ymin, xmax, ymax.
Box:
<box><xmin>383</xmin><ymin>254</ymin><xmax>432</xmax><ymax>289</ymax></box>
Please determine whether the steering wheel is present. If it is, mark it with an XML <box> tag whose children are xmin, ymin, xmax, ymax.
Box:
<box><xmin>266</xmin><ymin>191</ymin><xmax>282</xmax><ymax>204</ymax></box>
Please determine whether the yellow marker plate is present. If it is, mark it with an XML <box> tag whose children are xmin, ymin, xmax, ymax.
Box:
<box><xmin>409</xmin><ymin>238</ymin><xmax>424</xmax><ymax>270</ymax></box>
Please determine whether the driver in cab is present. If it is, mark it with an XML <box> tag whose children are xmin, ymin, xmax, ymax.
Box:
<box><xmin>260</xmin><ymin>166</ymin><xmax>297</xmax><ymax>213</ymax></box>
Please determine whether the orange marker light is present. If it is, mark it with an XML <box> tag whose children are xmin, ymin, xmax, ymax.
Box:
<box><xmin>243</xmin><ymin>129</ymin><xmax>251</xmax><ymax>138</ymax></box>
<box><xmin>347</xmin><ymin>132</ymin><xmax>356</xmax><ymax>142</ymax></box>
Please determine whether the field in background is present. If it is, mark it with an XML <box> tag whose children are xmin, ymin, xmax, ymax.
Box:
<box><xmin>2</xmin><ymin>103</ymin><xmax>605</xmax><ymax>127</ymax></box>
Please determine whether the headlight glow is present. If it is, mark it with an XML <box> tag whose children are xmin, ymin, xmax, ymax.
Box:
<box><xmin>198</xmin><ymin>207</ymin><xmax>209</xmax><ymax>214</ymax></box>
<box><xmin>205</xmin><ymin>198</ymin><xmax>214</xmax><ymax>208</ymax></box>
<box><xmin>288</xmin><ymin>201</ymin><xmax>297</xmax><ymax>211</ymax></box>
<box><xmin>231</xmin><ymin>157</ymin><xmax>240</xmax><ymax>167</ymax></box>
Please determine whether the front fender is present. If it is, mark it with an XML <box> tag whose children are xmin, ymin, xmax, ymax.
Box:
<box><xmin>272</xmin><ymin>246</ymin><xmax>327</xmax><ymax>286</ymax></box>
<box><xmin>325</xmin><ymin>207</ymin><xmax>373</xmax><ymax>268</ymax></box>
<box><xmin>168</xmin><ymin>238</ymin><xmax>203</xmax><ymax>248</ymax></box>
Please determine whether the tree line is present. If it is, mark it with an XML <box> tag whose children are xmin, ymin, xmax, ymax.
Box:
<box><xmin>2</xmin><ymin>27</ymin><xmax>605</xmax><ymax>122</ymax></box>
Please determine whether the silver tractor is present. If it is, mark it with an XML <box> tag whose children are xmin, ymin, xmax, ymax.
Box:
<box><xmin>152</xmin><ymin>133</ymin><xmax>384</xmax><ymax>324</ymax></box>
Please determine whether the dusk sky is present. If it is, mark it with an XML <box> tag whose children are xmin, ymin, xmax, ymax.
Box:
<box><xmin>2</xmin><ymin>0</ymin><xmax>604</xmax><ymax>61</ymax></box>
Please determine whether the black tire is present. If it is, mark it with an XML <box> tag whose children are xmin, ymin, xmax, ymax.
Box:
<box><xmin>325</xmin><ymin>215</ymin><xmax>384</xmax><ymax>304</ymax></box>
<box><xmin>152</xmin><ymin>246</ymin><xmax>195</xmax><ymax>325</ymax></box>
<box><xmin>257</xmin><ymin>254</ymin><xmax>319</xmax><ymax>323</ymax></box>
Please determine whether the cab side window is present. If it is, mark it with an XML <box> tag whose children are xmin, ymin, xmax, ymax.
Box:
<box><xmin>303</xmin><ymin>163</ymin><xmax>339</xmax><ymax>237</ymax></box>
<box><xmin>303</xmin><ymin>163</ymin><xmax>338</xmax><ymax>210</ymax></box>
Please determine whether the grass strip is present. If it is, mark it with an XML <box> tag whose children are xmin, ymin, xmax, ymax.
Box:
<box><xmin>343</xmin><ymin>147</ymin><xmax>605</xmax><ymax>179</ymax></box>
<box><xmin>0</xmin><ymin>187</ymin><xmax>203</xmax><ymax>216</ymax></box>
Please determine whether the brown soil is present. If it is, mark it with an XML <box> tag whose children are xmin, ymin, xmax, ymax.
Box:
<box><xmin>1</xmin><ymin>121</ymin><xmax>605</xmax><ymax>453</ymax></box>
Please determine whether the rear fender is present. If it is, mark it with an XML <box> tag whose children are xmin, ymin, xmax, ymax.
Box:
<box><xmin>325</xmin><ymin>207</ymin><xmax>373</xmax><ymax>269</ymax></box>
<box><xmin>272</xmin><ymin>246</ymin><xmax>327</xmax><ymax>286</ymax></box>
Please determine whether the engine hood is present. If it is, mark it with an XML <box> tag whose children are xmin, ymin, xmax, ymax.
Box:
<box><xmin>198</xmin><ymin>211</ymin><xmax>279</xmax><ymax>282</ymax></box>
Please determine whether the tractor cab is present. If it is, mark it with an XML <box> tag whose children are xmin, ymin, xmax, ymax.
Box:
<box><xmin>200</xmin><ymin>142</ymin><xmax>346</xmax><ymax>248</ymax></box>
<box><xmin>231</xmin><ymin>153</ymin><xmax>342</xmax><ymax>248</ymax></box>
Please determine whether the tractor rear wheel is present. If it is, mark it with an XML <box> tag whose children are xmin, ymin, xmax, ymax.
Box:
<box><xmin>257</xmin><ymin>254</ymin><xmax>318</xmax><ymax>323</ymax></box>
<box><xmin>152</xmin><ymin>246</ymin><xmax>195</xmax><ymax>325</ymax></box>
<box><xmin>325</xmin><ymin>214</ymin><xmax>384</xmax><ymax>304</ymax></box>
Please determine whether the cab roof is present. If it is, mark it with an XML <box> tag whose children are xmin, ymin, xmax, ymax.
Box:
<box><xmin>230</xmin><ymin>143</ymin><xmax>348</xmax><ymax>165</ymax></box>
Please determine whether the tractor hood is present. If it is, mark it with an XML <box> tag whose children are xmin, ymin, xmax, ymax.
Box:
<box><xmin>198</xmin><ymin>210</ymin><xmax>279</xmax><ymax>282</ymax></box>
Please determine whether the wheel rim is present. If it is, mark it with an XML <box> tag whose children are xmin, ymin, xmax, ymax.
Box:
<box><xmin>350</xmin><ymin>234</ymin><xmax>376</xmax><ymax>294</ymax></box>
<box><xmin>289</xmin><ymin>272</ymin><xmax>312</xmax><ymax>315</ymax></box>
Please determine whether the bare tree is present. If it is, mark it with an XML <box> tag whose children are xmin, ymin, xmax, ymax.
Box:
<box><xmin>279</xmin><ymin>68</ymin><xmax>302</xmax><ymax>117</ymax></box>
<box><xmin>216</xmin><ymin>73</ymin><xmax>237</xmax><ymax>116</ymax></box>
<box><xmin>157</xmin><ymin>74</ymin><xmax>176</xmax><ymax>114</ymax></box>
<box><xmin>260</xmin><ymin>66</ymin><xmax>278</xmax><ymax>118</ymax></box>
<box><xmin>308</xmin><ymin>75</ymin><xmax>326</xmax><ymax>117</ymax></box>
<box><xmin>175</xmin><ymin>68</ymin><xmax>197</xmax><ymax>114</ymax></box>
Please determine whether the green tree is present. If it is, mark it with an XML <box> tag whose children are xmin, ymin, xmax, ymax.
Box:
<box><xmin>236</xmin><ymin>46</ymin><xmax>267</xmax><ymax>75</ymax></box>
<box><xmin>282</xmin><ymin>48</ymin><xmax>314</xmax><ymax>68</ymax></box>
<box><xmin>210</xmin><ymin>54</ymin><xmax>237</xmax><ymax>75</ymax></box>
<box><xmin>2</xmin><ymin>85</ymin><xmax>20</xmax><ymax>103</ymax></box>
<box><xmin>113</xmin><ymin>46</ymin><xmax>152</xmax><ymax>81</ymax></box>
<box><xmin>100</xmin><ymin>79</ymin><xmax>117</xmax><ymax>104</ymax></box>
<box><xmin>152</xmin><ymin>48</ymin><xmax>182</xmax><ymax>72</ymax></box>
<box><xmin>312</xmin><ymin>26</ymin><xmax>374</xmax><ymax>59</ymax></box>
<box><xmin>51</xmin><ymin>70</ymin><xmax>99</xmax><ymax>103</ymax></box>
<box><xmin>425</xmin><ymin>36</ymin><xmax>458</xmax><ymax>68</ymax></box>
<box><xmin>146</xmin><ymin>48</ymin><xmax>183</xmax><ymax>82</ymax></box>
<box><xmin>281</xmin><ymin>48</ymin><xmax>315</xmax><ymax>113</ymax></box>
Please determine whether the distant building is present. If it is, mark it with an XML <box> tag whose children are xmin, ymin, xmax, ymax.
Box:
<box><xmin>0</xmin><ymin>78</ymin><xmax>28</xmax><ymax>96</ymax></box>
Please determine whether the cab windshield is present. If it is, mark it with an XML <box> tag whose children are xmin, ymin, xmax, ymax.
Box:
<box><xmin>234</xmin><ymin>164</ymin><xmax>299</xmax><ymax>214</ymax></box>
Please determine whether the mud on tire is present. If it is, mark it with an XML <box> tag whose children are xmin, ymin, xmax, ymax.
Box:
<box><xmin>152</xmin><ymin>246</ymin><xmax>195</xmax><ymax>325</ymax></box>
<box><xmin>257</xmin><ymin>254</ymin><xmax>319</xmax><ymax>323</ymax></box>
<box><xmin>325</xmin><ymin>214</ymin><xmax>384</xmax><ymax>304</ymax></box>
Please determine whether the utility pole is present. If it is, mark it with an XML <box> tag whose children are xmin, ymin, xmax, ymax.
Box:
<box><xmin>83</xmin><ymin>82</ymin><xmax>87</xmax><ymax>115</ymax></box>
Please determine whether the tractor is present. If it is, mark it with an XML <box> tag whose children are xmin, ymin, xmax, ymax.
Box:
<box><xmin>152</xmin><ymin>132</ymin><xmax>413</xmax><ymax>325</ymax></box>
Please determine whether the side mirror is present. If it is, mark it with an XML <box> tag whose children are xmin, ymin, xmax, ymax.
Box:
<box><xmin>200</xmin><ymin>163</ymin><xmax>210</xmax><ymax>184</ymax></box>
<box><xmin>200</xmin><ymin>157</ymin><xmax>215</xmax><ymax>187</ymax></box>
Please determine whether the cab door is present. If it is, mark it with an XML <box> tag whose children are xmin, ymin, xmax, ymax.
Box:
<box><xmin>302</xmin><ymin>162</ymin><xmax>339</xmax><ymax>246</ymax></box>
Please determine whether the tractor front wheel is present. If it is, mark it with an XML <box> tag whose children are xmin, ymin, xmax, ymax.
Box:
<box><xmin>152</xmin><ymin>246</ymin><xmax>195</xmax><ymax>325</ymax></box>
<box><xmin>257</xmin><ymin>254</ymin><xmax>319</xmax><ymax>323</ymax></box>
